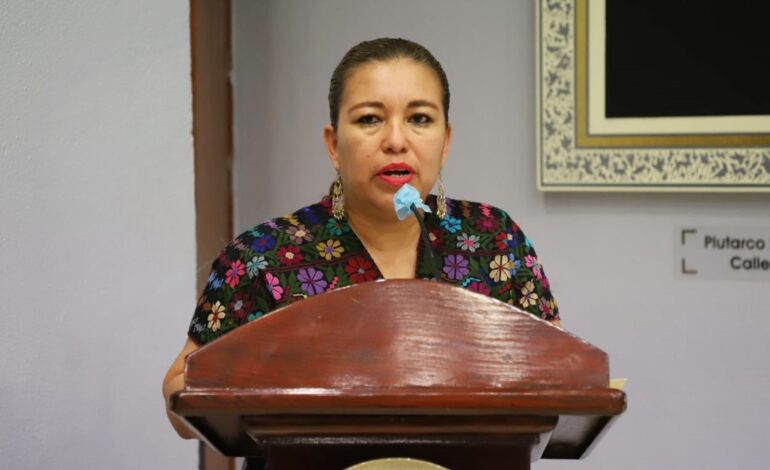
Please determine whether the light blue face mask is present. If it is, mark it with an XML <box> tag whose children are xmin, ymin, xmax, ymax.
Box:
<box><xmin>391</xmin><ymin>183</ymin><xmax>441</xmax><ymax>279</ymax></box>
<box><xmin>393</xmin><ymin>183</ymin><xmax>432</xmax><ymax>220</ymax></box>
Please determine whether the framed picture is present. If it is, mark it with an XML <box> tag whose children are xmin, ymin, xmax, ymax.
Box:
<box><xmin>536</xmin><ymin>0</ymin><xmax>770</xmax><ymax>191</ymax></box>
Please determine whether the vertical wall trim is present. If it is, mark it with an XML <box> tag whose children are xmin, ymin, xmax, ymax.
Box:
<box><xmin>190</xmin><ymin>0</ymin><xmax>234</xmax><ymax>469</ymax></box>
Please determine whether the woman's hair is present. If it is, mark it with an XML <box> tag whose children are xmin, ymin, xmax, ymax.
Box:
<box><xmin>328</xmin><ymin>37</ymin><xmax>450</xmax><ymax>131</ymax></box>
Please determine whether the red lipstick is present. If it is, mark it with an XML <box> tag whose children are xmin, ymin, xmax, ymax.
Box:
<box><xmin>377</xmin><ymin>163</ymin><xmax>415</xmax><ymax>186</ymax></box>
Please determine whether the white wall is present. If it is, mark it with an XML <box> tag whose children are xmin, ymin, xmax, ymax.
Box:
<box><xmin>0</xmin><ymin>1</ymin><xmax>198</xmax><ymax>468</ymax></box>
<box><xmin>233</xmin><ymin>0</ymin><xmax>770</xmax><ymax>469</ymax></box>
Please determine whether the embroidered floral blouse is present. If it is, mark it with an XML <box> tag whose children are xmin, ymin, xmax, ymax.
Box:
<box><xmin>188</xmin><ymin>195</ymin><xmax>560</xmax><ymax>345</ymax></box>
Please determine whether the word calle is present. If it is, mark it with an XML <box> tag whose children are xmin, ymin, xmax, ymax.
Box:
<box><xmin>730</xmin><ymin>256</ymin><xmax>770</xmax><ymax>271</ymax></box>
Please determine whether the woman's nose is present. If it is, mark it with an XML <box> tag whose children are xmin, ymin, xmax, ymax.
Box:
<box><xmin>381</xmin><ymin>120</ymin><xmax>408</xmax><ymax>154</ymax></box>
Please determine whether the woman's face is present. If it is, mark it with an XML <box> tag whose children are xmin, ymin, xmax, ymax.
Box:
<box><xmin>324</xmin><ymin>58</ymin><xmax>451</xmax><ymax>221</ymax></box>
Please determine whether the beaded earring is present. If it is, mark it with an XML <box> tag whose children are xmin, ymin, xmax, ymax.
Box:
<box><xmin>436</xmin><ymin>171</ymin><xmax>447</xmax><ymax>220</ymax></box>
<box><xmin>331</xmin><ymin>172</ymin><xmax>345</xmax><ymax>220</ymax></box>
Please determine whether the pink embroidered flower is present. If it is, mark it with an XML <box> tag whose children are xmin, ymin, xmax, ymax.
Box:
<box><xmin>264</xmin><ymin>272</ymin><xmax>284</xmax><ymax>301</ymax></box>
<box><xmin>524</xmin><ymin>255</ymin><xmax>542</xmax><ymax>280</ymax></box>
<box><xmin>225</xmin><ymin>260</ymin><xmax>246</xmax><ymax>288</ymax></box>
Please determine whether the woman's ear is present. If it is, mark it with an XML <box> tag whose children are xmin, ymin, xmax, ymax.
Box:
<box><xmin>323</xmin><ymin>124</ymin><xmax>340</xmax><ymax>171</ymax></box>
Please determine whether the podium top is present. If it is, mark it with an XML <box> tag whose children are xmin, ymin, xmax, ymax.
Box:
<box><xmin>185</xmin><ymin>280</ymin><xmax>607</xmax><ymax>391</ymax></box>
<box><xmin>173</xmin><ymin>280</ymin><xmax>625</xmax><ymax>459</ymax></box>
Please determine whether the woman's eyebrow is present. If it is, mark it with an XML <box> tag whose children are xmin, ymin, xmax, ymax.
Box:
<box><xmin>407</xmin><ymin>100</ymin><xmax>439</xmax><ymax>110</ymax></box>
<box><xmin>347</xmin><ymin>100</ymin><xmax>439</xmax><ymax>113</ymax></box>
<box><xmin>347</xmin><ymin>101</ymin><xmax>384</xmax><ymax>113</ymax></box>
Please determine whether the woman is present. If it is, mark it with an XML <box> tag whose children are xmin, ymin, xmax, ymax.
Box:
<box><xmin>163</xmin><ymin>37</ymin><xmax>560</xmax><ymax>447</ymax></box>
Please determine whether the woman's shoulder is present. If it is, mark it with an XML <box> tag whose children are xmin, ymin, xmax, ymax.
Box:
<box><xmin>215</xmin><ymin>198</ymin><xmax>356</xmax><ymax>271</ymax></box>
<box><xmin>444</xmin><ymin>197</ymin><xmax>511</xmax><ymax>220</ymax></box>
<box><xmin>189</xmin><ymin>199</ymin><xmax>348</xmax><ymax>344</ymax></box>
<box><xmin>250</xmin><ymin>198</ymin><xmax>334</xmax><ymax>231</ymax></box>
<box><xmin>430</xmin><ymin>195</ymin><xmax>520</xmax><ymax>235</ymax></box>
<box><xmin>228</xmin><ymin>198</ymin><xmax>334</xmax><ymax>250</ymax></box>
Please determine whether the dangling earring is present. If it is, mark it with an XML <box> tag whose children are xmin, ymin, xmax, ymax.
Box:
<box><xmin>437</xmin><ymin>170</ymin><xmax>447</xmax><ymax>220</ymax></box>
<box><xmin>332</xmin><ymin>172</ymin><xmax>345</xmax><ymax>220</ymax></box>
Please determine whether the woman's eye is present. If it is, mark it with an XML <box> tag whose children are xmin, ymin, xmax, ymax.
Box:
<box><xmin>409</xmin><ymin>113</ymin><xmax>433</xmax><ymax>125</ymax></box>
<box><xmin>356</xmin><ymin>114</ymin><xmax>381</xmax><ymax>126</ymax></box>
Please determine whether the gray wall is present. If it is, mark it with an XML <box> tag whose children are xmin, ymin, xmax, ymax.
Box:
<box><xmin>0</xmin><ymin>1</ymin><xmax>198</xmax><ymax>468</ymax></box>
<box><xmin>233</xmin><ymin>1</ymin><xmax>770</xmax><ymax>468</ymax></box>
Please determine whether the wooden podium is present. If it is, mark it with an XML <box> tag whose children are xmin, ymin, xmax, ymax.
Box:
<box><xmin>171</xmin><ymin>280</ymin><xmax>625</xmax><ymax>469</ymax></box>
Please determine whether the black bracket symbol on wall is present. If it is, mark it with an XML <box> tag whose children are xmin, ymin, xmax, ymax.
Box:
<box><xmin>681</xmin><ymin>229</ymin><xmax>698</xmax><ymax>275</ymax></box>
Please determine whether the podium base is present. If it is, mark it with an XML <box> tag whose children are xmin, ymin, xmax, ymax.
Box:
<box><xmin>258</xmin><ymin>435</ymin><xmax>538</xmax><ymax>470</ymax></box>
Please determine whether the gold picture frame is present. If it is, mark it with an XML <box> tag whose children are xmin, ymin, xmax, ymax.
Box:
<box><xmin>535</xmin><ymin>0</ymin><xmax>770</xmax><ymax>191</ymax></box>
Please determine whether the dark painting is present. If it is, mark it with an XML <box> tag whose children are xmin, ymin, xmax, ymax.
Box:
<box><xmin>605</xmin><ymin>0</ymin><xmax>770</xmax><ymax>118</ymax></box>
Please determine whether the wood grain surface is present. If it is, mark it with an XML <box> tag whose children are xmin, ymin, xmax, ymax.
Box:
<box><xmin>172</xmin><ymin>280</ymin><xmax>626</xmax><ymax>466</ymax></box>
